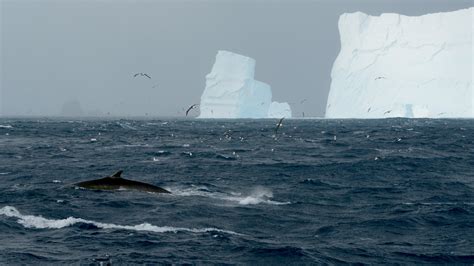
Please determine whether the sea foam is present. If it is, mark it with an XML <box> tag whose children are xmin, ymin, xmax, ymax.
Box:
<box><xmin>0</xmin><ymin>206</ymin><xmax>240</xmax><ymax>235</ymax></box>
<box><xmin>169</xmin><ymin>186</ymin><xmax>291</xmax><ymax>205</ymax></box>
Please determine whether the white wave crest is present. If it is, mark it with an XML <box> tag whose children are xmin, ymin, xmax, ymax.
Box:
<box><xmin>225</xmin><ymin>187</ymin><xmax>290</xmax><ymax>205</ymax></box>
<box><xmin>169</xmin><ymin>186</ymin><xmax>290</xmax><ymax>205</ymax></box>
<box><xmin>0</xmin><ymin>206</ymin><xmax>240</xmax><ymax>235</ymax></box>
<box><xmin>117</xmin><ymin>122</ymin><xmax>137</xmax><ymax>130</ymax></box>
<box><xmin>0</xmin><ymin>125</ymin><xmax>13</xmax><ymax>129</ymax></box>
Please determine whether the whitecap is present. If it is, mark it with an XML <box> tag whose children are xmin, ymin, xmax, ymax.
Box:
<box><xmin>0</xmin><ymin>206</ymin><xmax>240</xmax><ymax>235</ymax></box>
<box><xmin>117</xmin><ymin>122</ymin><xmax>137</xmax><ymax>130</ymax></box>
<box><xmin>223</xmin><ymin>187</ymin><xmax>291</xmax><ymax>205</ymax></box>
<box><xmin>0</xmin><ymin>125</ymin><xmax>13</xmax><ymax>129</ymax></box>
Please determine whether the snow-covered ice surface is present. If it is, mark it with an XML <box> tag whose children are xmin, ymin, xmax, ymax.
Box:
<box><xmin>199</xmin><ymin>51</ymin><xmax>292</xmax><ymax>118</ymax></box>
<box><xmin>326</xmin><ymin>8</ymin><xmax>473</xmax><ymax>118</ymax></box>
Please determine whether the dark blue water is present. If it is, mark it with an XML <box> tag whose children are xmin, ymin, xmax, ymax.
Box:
<box><xmin>0</xmin><ymin>118</ymin><xmax>473</xmax><ymax>264</ymax></box>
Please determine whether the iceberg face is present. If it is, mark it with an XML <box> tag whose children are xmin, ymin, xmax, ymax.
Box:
<box><xmin>268</xmin><ymin>102</ymin><xmax>292</xmax><ymax>118</ymax></box>
<box><xmin>326</xmin><ymin>8</ymin><xmax>473</xmax><ymax>118</ymax></box>
<box><xmin>199</xmin><ymin>51</ymin><xmax>291</xmax><ymax>118</ymax></box>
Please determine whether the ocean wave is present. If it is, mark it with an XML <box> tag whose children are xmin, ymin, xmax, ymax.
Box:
<box><xmin>0</xmin><ymin>125</ymin><xmax>13</xmax><ymax>129</ymax></box>
<box><xmin>402</xmin><ymin>202</ymin><xmax>474</xmax><ymax>206</ymax></box>
<box><xmin>105</xmin><ymin>144</ymin><xmax>151</xmax><ymax>150</ymax></box>
<box><xmin>169</xmin><ymin>186</ymin><xmax>291</xmax><ymax>205</ymax></box>
<box><xmin>116</xmin><ymin>122</ymin><xmax>137</xmax><ymax>130</ymax></box>
<box><xmin>0</xmin><ymin>206</ymin><xmax>240</xmax><ymax>235</ymax></box>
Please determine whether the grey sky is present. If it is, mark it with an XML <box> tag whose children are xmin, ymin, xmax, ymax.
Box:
<box><xmin>1</xmin><ymin>0</ymin><xmax>472</xmax><ymax>117</ymax></box>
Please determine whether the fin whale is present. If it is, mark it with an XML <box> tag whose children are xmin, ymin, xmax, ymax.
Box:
<box><xmin>75</xmin><ymin>170</ymin><xmax>171</xmax><ymax>194</ymax></box>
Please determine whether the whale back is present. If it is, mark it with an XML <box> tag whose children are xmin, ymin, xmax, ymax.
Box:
<box><xmin>74</xmin><ymin>171</ymin><xmax>171</xmax><ymax>193</ymax></box>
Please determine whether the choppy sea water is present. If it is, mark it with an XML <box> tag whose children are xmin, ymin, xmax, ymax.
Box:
<box><xmin>0</xmin><ymin>118</ymin><xmax>473</xmax><ymax>264</ymax></box>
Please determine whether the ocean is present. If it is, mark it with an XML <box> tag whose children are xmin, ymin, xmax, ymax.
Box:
<box><xmin>0</xmin><ymin>118</ymin><xmax>473</xmax><ymax>264</ymax></box>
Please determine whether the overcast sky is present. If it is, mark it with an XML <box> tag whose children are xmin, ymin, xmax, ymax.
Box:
<box><xmin>1</xmin><ymin>0</ymin><xmax>472</xmax><ymax>117</ymax></box>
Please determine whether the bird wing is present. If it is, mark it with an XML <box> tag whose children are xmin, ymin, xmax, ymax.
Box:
<box><xmin>274</xmin><ymin>117</ymin><xmax>284</xmax><ymax>135</ymax></box>
<box><xmin>185</xmin><ymin>104</ymin><xmax>196</xmax><ymax>116</ymax></box>
<box><xmin>144</xmin><ymin>74</ymin><xmax>151</xmax><ymax>79</ymax></box>
<box><xmin>274</xmin><ymin>124</ymin><xmax>280</xmax><ymax>135</ymax></box>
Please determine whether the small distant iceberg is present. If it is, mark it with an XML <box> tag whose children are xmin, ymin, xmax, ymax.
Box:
<box><xmin>198</xmin><ymin>50</ymin><xmax>292</xmax><ymax>119</ymax></box>
<box><xmin>268</xmin><ymin>102</ymin><xmax>292</xmax><ymax>118</ymax></box>
<box><xmin>60</xmin><ymin>99</ymin><xmax>84</xmax><ymax>117</ymax></box>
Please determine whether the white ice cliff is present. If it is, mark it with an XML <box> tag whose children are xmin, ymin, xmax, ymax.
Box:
<box><xmin>198</xmin><ymin>51</ymin><xmax>292</xmax><ymax>118</ymax></box>
<box><xmin>326</xmin><ymin>8</ymin><xmax>473</xmax><ymax>118</ymax></box>
<box><xmin>267</xmin><ymin>102</ymin><xmax>292</xmax><ymax>118</ymax></box>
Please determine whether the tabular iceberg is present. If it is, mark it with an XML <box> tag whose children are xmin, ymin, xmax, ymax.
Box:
<box><xmin>326</xmin><ymin>8</ymin><xmax>473</xmax><ymax>118</ymax></box>
<box><xmin>198</xmin><ymin>51</ymin><xmax>291</xmax><ymax>118</ymax></box>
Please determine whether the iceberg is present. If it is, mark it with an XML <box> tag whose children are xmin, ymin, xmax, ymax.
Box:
<box><xmin>60</xmin><ymin>99</ymin><xmax>84</xmax><ymax>117</ymax></box>
<box><xmin>326</xmin><ymin>8</ymin><xmax>473</xmax><ymax>118</ymax></box>
<box><xmin>198</xmin><ymin>51</ymin><xmax>292</xmax><ymax>118</ymax></box>
<box><xmin>268</xmin><ymin>102</ymin><xmax>292</xmax><ymax>118</ymax></box>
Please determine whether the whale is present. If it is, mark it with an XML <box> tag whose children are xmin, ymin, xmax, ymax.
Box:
<box><xmin>75</xmin><ymin>170</ymin><xmax>171</xmax><ymax>193</ymax></box>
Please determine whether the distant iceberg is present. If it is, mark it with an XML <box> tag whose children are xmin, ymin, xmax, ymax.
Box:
<box><xmin>60</xmin><ymin>99</ymin><xmax>84</xmax><ymax>117</ymax></box>
<box><xmin>326</xmin><ymin>8</ymin><xmax>473</xmax><ymax>118</ymax></box>
<box><xmin>198</xmin><ymin>50</ymin><xmax>292</xmax><ymax>118</ymax></box>
<box><xmin>268</xmin><ymin>102</ymin><xmax>292</xmax><ymax>118</ymax></box>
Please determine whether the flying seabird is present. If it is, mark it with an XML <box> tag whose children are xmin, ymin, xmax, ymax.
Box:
<box><xmin>274</xmin><ymin>117</ymin><xmax>285</xmax><ymax>136</ymax></box>
<box><xmin>375</xmin><ymin>76</ymin><xmax>386</xmax><ymax>80</ymax></box>
<box><xmin>133</xmin><ymin>73</ymin><xmax>152</xmax><ymax>79</ymax></box>
<box><xmin>384</xmin><ymin>110</ymin><xmax>392</xmax><ymax>115</ymax></box>
<box><xmin>185</xmin><ymin>104</ymin><xmax>198</xmax><ymax>116</ymax></box>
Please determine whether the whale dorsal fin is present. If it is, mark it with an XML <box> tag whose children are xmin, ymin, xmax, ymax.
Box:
<box><xmin>111</xmin><ymin>170</ymin><xmax>123</xmax><ymax>178</ymax></box>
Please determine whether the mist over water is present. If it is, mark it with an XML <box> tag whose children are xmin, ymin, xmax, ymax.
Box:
<box><xmin>0</xmin><ymin>118</ymin><xmax>473</xmax><ymax>264</ymax></box>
